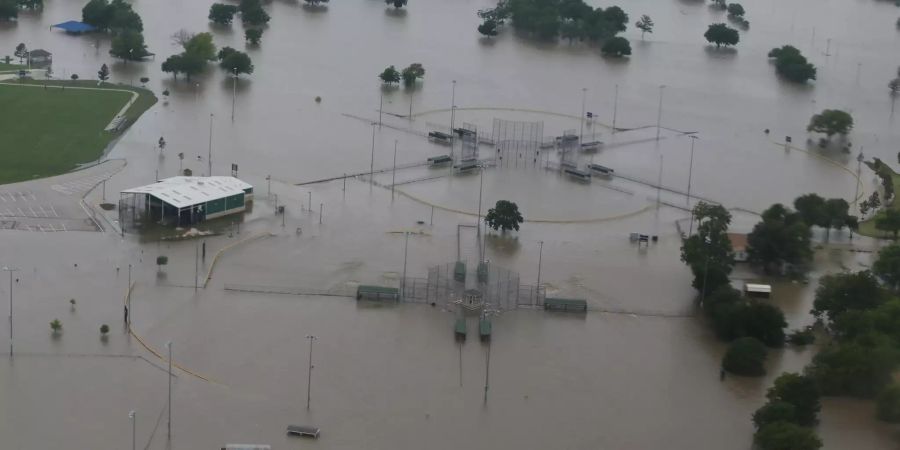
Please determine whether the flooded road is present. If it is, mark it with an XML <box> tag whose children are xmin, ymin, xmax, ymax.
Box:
<box><xmin>2</xmin><ymin>0</ymin><xmax>900</xmax><ymax>447</ymax></box>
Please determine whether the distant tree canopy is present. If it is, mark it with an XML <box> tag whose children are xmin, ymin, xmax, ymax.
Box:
<box><xmin>0</xmin><ymin>2</ymin><xmax>18</xmax><ymax>20</ymax></box>
<box><xmin>722</xmin><ymin>337</ymin><xmax>768</xmax><ymax>376</ymax></box>
<box><xmin>600</xmin><ymin>36</ymin><xmax>631</xmax><ymax>57</ymax></box>
<box><xmin>304</xmin><ymin>0</ymin><xmax>329</xmax><ymax>5</ymax></box>
<box><xmin>485</xmin><ymin>200</ymin><xmax>524</xmax><ymax>232</ymax></box>
<box><xmin>704</xmin><ymin>23</ymin><xmax>739</xmax><ymax>48</ymax></box>
<box><xmin>109</xmin><ymin>30</ymin><xmax>149</xmax><ymax>62</ymax></box>
<box><xmin>753</xmin><ymin>422</ymin><xmax>822</xmax><ymax>450</ymax></box>
<box><xmin>218</xmin><ymin>47</ymin><xmax>254</xmax><ymax>76</ymax></box>
<box><xmin>680</xmin><ymin>202</ymin><xmax>734</xmax><ymax>293</ymax></box>
<box><xmin>477</xmin><ymin>0</ymin><xmax>629</xmax><ymax>41</ymax></box>
<box><xmin>478</xmin><ymin>19</ymin><xmax>500</xmax><ymax>36</ymax></box>
<box><xmin>245</xmin><ymin>28</ymin><xmax>263</xmax><ymax>45</ymax></box>
<box><xmin>161</xmin><ymin>31</ymin><xmax>216</xmax><ymax>81</ymax></box>
<box><xmin>401</xmin><ymin>63</ymin><xmax>425</xmax><ymax>86</ymax></box>
<box><xmin>385</xmin><ymin>0</ymin><xmax>407</xmax><ymax>8</ymax></box>
<box><xmin>766</xmin><ymin>373</ymin><xmax>821</xmax><ymax>426</ymax></box>
<box><xmin>634</xmin><ymin>14</ymin><xmax>653</xmax><ymax>39</ymax></box>
<box><xmin>768</xmin><ymin>45</ymin><xmax>816</xmax><ymax>83</ymax></box>
<box><xmin>747</xmin><ymin>203</ymin><xmax>812</xmax><ymax>273</ymax></box>
<box><xmin>239</xmin><ymin>0</ymin><xmax>270</xmax><ymax>26</ymax></box>
<box><xmin>209</xmin><ymin>3</ymin><xmax>239</xmax><ymax>25</ymax></box>
<box><xmin>726</xmin><ymin>3</ymin><xmax>744</xmax><ymax>17</ymax></box>
<box><xmin>807</xmin><ymin>109</ymin><xmax>853</xmax><ymax>139</ymax></box>
<box><xmin>379</xmin><ymin>65</ymin><xmax>401</xmax><ymax>84</ymax></box>
<box><xmin>82</xmin><ymin>0</ymin><xmax>143</xmax><ymax>33</ymax></box>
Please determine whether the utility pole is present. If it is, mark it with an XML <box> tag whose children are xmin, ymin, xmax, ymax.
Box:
<box><xmin>450</xmin><ymin>80</ymin><xmax>457</xmax><ymax>136</ymax></box>
<box><xmin>207</xmin><ymin>114</ymin><xmax>213</xmax><ymax>177</ymax></box>
<box><xmin>231</xmin><ymin>69</ymin><xmax>237</xmax><ymax>121</ymax></box>
<box><xmin>378</xmin><ymin>90</ymin><xmax>384</xmax><ymax>128</ymax></box>
<box><xmin>308</xmin><ymin>192</ymin><xmax>312</xmax><ymax>213</ymax></box>
<box><xmin>319</xmin><ymin>203</ymin><xmax>323</xmax><ymax>225</ymax></box>
<box><xmin>536</xmin><ymin>241</ymin><xmax>543</xmax><ymax>289</ymax></box>
<box><xmin>129</xmin><ymin>410</ymin><xmax>136</xmax><ymax>450</ymax></box>
<box><xmin>3</xmin><ymin>266</ymin><xmax>19</xmax><ymax>357</ymax></box>
<box><xmin>305</xmin><ymin>335</ymin><xmax>317</xmax><ymax>409</ymax></box>
<box><xmin>127</xmin><ymin>264</ymin><xmax>132</xmax><ymax>327</ymax></box>
<box><xmin>266</xmin><ymin>175</ymin><xmax>271</xmax><ymax>198</ymax></box>
<box><xmin>370</xmin><ymin>123</ymin><xmax>376</xmax><ymax>184</ymax></box>
<box><xmin>656</xmin><ymin>85</ymin><xmax>665</xmax><ymax>141</ymax></box>
<box><xmin>194</xmin><ymin>243</ymin><xmax>198</xmax><ymax>291</ymax></box>
<box><xmin>612</xmin><ymin>84</ymin><xmax>619</xmax><ymax>133</ymax></box>
<box><xmin>476</xmin><ymin>166</ymin><xmax>484</xmax><ymax>243</ymax></box>
<box><xmin>854</xmin><ymin>150</ymin><xmax>864</xmax><ymax>205</ymax></box>
<box><xmin>579</xmin><ymin>87</ymin><xmax>587</xmax><ymax>144</ymax></box>
<box><xmin>483</xmin><ymin>341</ymin><xmax>491</xmax><ymax>404</ymax></box>
<box><xmin>166</xmin><ymin>341</ymin><xmax>172</xmax><ymax>441</ymax></box>
<box><xmin>402</xmin><ymin>232</ymin><xmax>409</xmax><ymax>300</ymax></box>
<box><xmin>687</xmin><ymin>135</ymin><xmax>699</xmax><ymax>236</ymax></box>
<box><xmin>656</xmin><ymin>154</ymin><xmax>664</xmax><ymax>208</ymax></box>
<box><xmin>391</xmin><ymin>140</ymin><xmax>398</xmax><ymax>198</ymax></box>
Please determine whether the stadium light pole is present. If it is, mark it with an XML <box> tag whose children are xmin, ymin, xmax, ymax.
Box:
<box><xmin>129</xmin><ymin>410</ymin><xmax>136</xmax><ymax>450</ymax></box>
<box><xmin>166</xmin><ymin>341</ymin><xmax>172</xmax><ymax>441</ymax></box>
<box><xmin>579</xmin><ymin>87</ymin><xmax>587</xmax><ymax>144</ymax></box>
<box><xmin>656</xmin><ymin>85</ymin><xmax>665</xmax><ymax>140</ymax></box>
<box><xmin>3</xmin><ymin>266</ymin><xmax>19</xmax><ymax>357</ymax></box>
<box><xmin>207</xmin><ymin>114</ymin><xmax>213</xmax><ymax>176</ymax></box>
<box><xmin>305</xmin><ymin>335</ymin><xmax>317</xmax><ymax>410</ymax></box>
<box><xmin>687</xmin><ymin>135</ymin><xmax>699</xmax><ymax>236</ymax></box>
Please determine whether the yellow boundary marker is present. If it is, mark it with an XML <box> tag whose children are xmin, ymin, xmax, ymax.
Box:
<box><xmin>202</xmin><ymin>232</ymin><xmax>274</xmax><ymax>288</ymax></box>
<box><xmin>773</xmin><ymin>141</ymin><xmax>864</xmax><ymax>205</ymax></box>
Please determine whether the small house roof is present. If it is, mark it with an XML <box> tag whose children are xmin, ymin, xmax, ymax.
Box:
<box><xmin>29</xmin><ymin>49</ymin><xmax>52</xmax><ymax>57</ymax></box>
<box><xmin>51</xmin><ymin>21</ymin><xmax>96</xmax><ymax>33</ymax></box>
<box><xmin>121</xmin><ymin>176</ymin><xmax>252</xmax><ymax>209</ymax></box>
<box><xmin>727</xmin><ymin>233</ymin><xmax>748</xmax><ymax>251</ymax></box>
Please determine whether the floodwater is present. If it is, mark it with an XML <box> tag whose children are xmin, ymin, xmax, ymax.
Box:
<box><xmin>2</xmin><ymin>0</ymin><xmax>900</xmax><ymax>447</ymax></box>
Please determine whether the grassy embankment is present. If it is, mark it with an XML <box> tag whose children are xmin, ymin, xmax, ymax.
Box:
<box><xmin>0</xmin><ymin>79</ymin><xmax>156</xmax><ymax>184</ymax></box>
<box><xmin>858</xmin><ymin>161</ymin><xmax>900</xmax><ymax>238</ymax></box>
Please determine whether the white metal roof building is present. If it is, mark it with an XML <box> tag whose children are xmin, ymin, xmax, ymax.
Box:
<box><xmin>119</xmin><ymin>176</ymin><xmax>253</xmax><ymax>229</ymax></box>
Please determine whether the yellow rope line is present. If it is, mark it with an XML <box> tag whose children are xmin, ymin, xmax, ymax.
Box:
<box><xmin>772</xmin><ymin>141</ymin><xmax>864</xmax><ymax>204</ymax></box>
<box><xmin>202</xmin><ymin>232</ymin><xmax>274</xmax><ymax>288</ymax></box>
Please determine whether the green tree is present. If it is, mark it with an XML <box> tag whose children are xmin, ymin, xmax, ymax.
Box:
<box><xmin>82</xmin><ymin>0</ymin><xmax>111</xmax><ymax>29</ymax></box>
<box><xmin>876</xmin><ymin>208</ymin><xmax>900</xmax><ymax>238</ymax></box>
<box><xmin>812</xmin><ymin>271</ymin><xmax>885</xmax><ymax>322</ymax></box>
<box><xmin>704</xmin><ymin>23</ymin><xmax>739</xmax><ymax>48</ymax></box>
<box><xmin>401</xmin><ymin>63</ymin><xmax>425</xmax><ymax>87</ymax></box>
<box><xmin>601</xmin><ymin>36</ymin><xmax>631</xmax><ymax>57</ymax></box>
<box><xmin>0</xmin><ymin>1</ymin><xmax>18</xmax><ymax>20</ymax></box>
<box><xmin>712</xmin><ymin>300</ymin><xmax>786</xmax><ymax>347</ymax></box>
<box><xmin>108</xmin><ymin>0</ymin><xmax>142</xmax><ymax>33</ymax></box>
<box><xmin>50</xmin><ymin>318</ymin><xmax>62</xmax><ymax>334</ymax></box>
<box><xmin>807</xmin><ymin>109</ymin><xmax>853</xmax><ymax>140</ymax></box>
<box><xmin>240</xmin><ymin>0</ymin><xmax>270</xmax><ymax>26</ymax></box>
<box><xmin>97</xmin><ymin>63</ymin><xmax>110</xmax><ymax>82</ymax></box>
<box><xmin>485</xmin><ymin>200</ymin><xmax>524</xmax><ymax>232</ymax></box>
<box><xmin>747</xmin><ymin>204</ymin><xmax>812</xmax><ymax>273</ymax></box>
<box><xmin>634</xmin><ymin>14</ymin><xmax>653</xmax><ymax>39</ymax></box>
<box><xmin>766</xmin><ymin>373</ymin><xmax>821</xmax><ymax>426</ymax></box>
<box><xmin>890</xmin><ymin>78</ymin><xmax>900</xmax><ymax>95</ymax></box>
<box><xmin>752</xmin><ymin>401</ymin><xmax>797</xmax><ymax>429</ymax></box>
<box><xmin>245</xmin><ymin>28</ymin><xmax>263</xmax><ymax>45</ymax></box>
<box><xmin>726</xmin><ymin>3</ymin><xmax>744</xmax><ymax>17</ymax></box>
<box><xmin>304</xmin><ymin>0</ymin><xmax>330</xmax><ymax>4</ymax></box>
<box><xmin>14</xmin><ymin>43</ymin><xmax>26</xmax><ymax>63</ymax></box>
<box><xmin>161</xmin><ymin>54</ymin><xmax>183</xmax><ymax>79</ymax></box>
<box><xmin>109</xmin><ymin>30</ymin><xmax>149</xmax><ymax>62</ymax></box>
<box><xmin>478</xmin><ymin>19</ymin><xmax>500</xmax><ymax>37</ymax></box>
<box><xmin>767</xmin><ymin>45</ymin><xmax>816</xmax><ymax>83</ymax></box>
<box><xmin>379</xmin><ymin>65</ymin><xmax>401</xmax><ymax>84</ymax></box>
<box><xmin>217</xmin><ymin>47</ymin><xmax>254</xmax><ymax>76</ymax></box>
<box><xmin>156</xmin><ymin>255</ymin><xmax>168</xmax><ymax>271</ymax></box>
<box><xmin>874</xmin><ymin>244</ymin><xmax>900</xmax><ymax>290</ymax></box>
<box><xmin>753</xmin><ymin>422</ymin><xmax>822</xmax><ymax>450</ymax></box>
<box><xmin>823</xmin><ymin>198</ymin><xmax>850</xmax><ymax>238</ymax></box>
<box><xmin>722</xmin><ymin>337</ymin><xmax>767</xmax><ymax>376</ymax></box>
<box><xmin>793</xmin><ymin>193</ymin><xmax>826</xmax><ymax>229</ymax></box>
<box><xmin>681</xmin><ymin>202</ymin><xmax>734</xmax><ymax>293</ymax></box>
<box><xmin>179</xmin><ymin>53</ymin><xmax>206</xmax><ymax>81</ymax></box>
<box><xmin>710</xmin><ymin>0</ymin><xmax>726</xmax><ymax>9</ymax></box>
<box><xmin>808</xmin><ymin>335</ymin><xmax>900</xmax><ymax>397</ymax></box>
<box><xmin>877</xmin><ymin>382</ymin><xmax>900</xmax><ymax>423</ymax></box>
<box><xmin>385</xmin><ymin>0</ymin><xmax>407</xmax><ymax>7</ymax></box>
<box><xmin>702</xmin><ymin>285</ymin><xmax>741</xmax><ymax>316</ymax></box>
<box><xmin>184</xmin><ymin>32</ymin><xmax>217</xmax><ymax>61</ymax></box>
<box><xmin>100</xmin><ymin>323</ymin><xmax>110</xmax><ymax>336</ymax></box>
<box><xmin>209</xmin><ymin>3</ymin><xmax>238</xmax><ymax>25</ymax></box>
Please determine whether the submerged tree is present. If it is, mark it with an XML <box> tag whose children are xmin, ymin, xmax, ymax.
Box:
<box><xmin>485</xmin><ymin>200</ymin><xmax>524</xmax><ymax>232</ymax></box>
<box><xmin>209</xmin><ymin>3</ymin><xmax>239</xmax><ymax>25</ymax></box>
<box><xmin>401</xmin><ymin>63</ymin><xmax>425</xmax><ymax>86</ymax></box>
<box><xmin>601</xmin><ymin>36</ymin><xmax>631</xmax><ymax>57</ymax></box>
<box><xmin>378</xmin><ymin>65</ymin><xmax>401</xmax><ymax>85</ymax></box>
<box><xmin>385</xmin><ymin>0</ymin><xmax>407</xmax><ymax>8</ymax></box>
<box><xmin>635</xmin><ymin>14</ymin><xmax>653</xmax><ymax>39</ymax></box>
<box><xmin>807</xmin><ymin>109</ymin><xmax>853</xmax><ymax>140</ymax></box>
<box><xmin>704</xmin><ymin>23</ymin><xmax>739</xmax><ymax>48</ymax></box>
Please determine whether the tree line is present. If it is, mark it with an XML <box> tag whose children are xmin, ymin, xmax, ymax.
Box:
<box><xmin>0</xmin><ymin>0</ymin><xmax>42</xmax><ymax>20</ymax></box>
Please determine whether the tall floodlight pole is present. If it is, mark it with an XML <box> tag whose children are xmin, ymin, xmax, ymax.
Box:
<box><xmin>656</xmin><ymin>155</ymin><xmax>664</xmax><ymax>208</ymax></box>
<box><xmin>305</xmin><ymin>335</ymin><xmax>317</xmax><ymax>409</ymax></box>
<box><xmin>231</xmin><ymin>69</ymin><xmax>237</xmax><ymax>122</ymax></box>
<box><xmin>370</xmin><ymin>123</ymin><xmax>376</xmax><ymax>185</ymax></box>
<box><xmin>854</xmin><ymin>150</ymin><xmax>864</xmax><ymax>205</ymax></box>
<box><xmin>656</xmin><ymin>85</ymin><xmax>665</xmax><ymax>141</ymax></box>
<box><xmin>687</xmin><ymin>135</ymin><xmax>699</xmax><ymax>236</ymax></box>
<box><xmin>612</xmin><ymin>84</ymin><xmax>619</xmax><ymax>133</ymax></box>
<box><xmin>207</xmin><ymin>114</ymin><xmax>213</xmax><ymax>176</ymax></box>
<box><xmin>3</xmin><ymin>266</ymin><xmax>19</xmax><ymax>357</ymax></box>
<box><xmin>127</xmin><ymin>264</ymin><xmax>132</xmax><ymax>327</ymax></box>
<box><xmin>402</xmin><ymin>232</ymin><xmax>409</xmax><ymax>300</ymax></box>
<box><xmin>450</xmin><ymin>80</ymin><xmax>457</xmax><ymax>136</ymax></box>
<box><xmin>391</xmin><ymin>140</ymin><xmax>398</xmax><ymax>197</ymax></box>
<box><xmin>579</xmin><ymin>88</ymin><xmax>587</xmax><ymax>144</ymax></box>
<box><xmin>194</xmin><ymin>243</ymin><xmax>199</xmax><ymax>291</ymax></box>
<box><xmin>476</xmin><ymin>166</ymin><xmax>484</xmax><ymax>242</ymax></box>
<box><xmin>166</xmin><ymin>341</ymin><xmax>172</xmax><ymax>441</ymax></box>
<box><xmin>129</xmin><ymin>410</ymin><xmax>136</xmax><ymax>450</ymax></box>
<box><xmin>536</xmin><ymin>241</ymin><xmax>543</xmax><ymax>288</ymax></box>
<box><xmin>483</xmin><ymin>341</ymin><xmax>491</xmax><ymax>404</ymax></box>
<box><xmin>379</xmin><ymin>89</ymin><xmax>384</xmax><ymax>128</ymax></box>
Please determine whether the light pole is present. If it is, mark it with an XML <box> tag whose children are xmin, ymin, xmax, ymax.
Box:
<box><xmin>687</xmin><ymin>135</ymin><xmax>699</xmax><ymax>236</ymax></box>
<box><xmin>378</xmin><ymin>89</ymin><xmax>384</xmax><ymax>128</ymax></box>
<box><xmin>854</xmin><ymin>150</ymin><xmax>864</xmax><ymax>205</ymax></box>
<box><xmin>305</xmin><ymin>335</ymin><xmax>317</xmax><ymax>410</ymax></box>
<box><xmin>656</xmin><ymin>85</ymin><xmax>665</xmax><ymax>141</ymax></box>
<box><xmin>166</xmin><ymin>341</ymin><xmax>172</xmax><ymax>441</ymax></box>
<box><xmin>476</xmin><ymin>166</ymin><xmax>484</xmax><ymax>243</ymax></box>
<box><xmin>231</xmin><ymin>68</ymin><xmax>237</xmax><ymax>122</ymax></box>
<box><xmin>536</xmin><ymin>241</ymin><xmax>543</xmax><ymax>289</ymax></box>
<box><xmin>370</xmin><ymin>122</ymin><xmax>376</xmax><ymax>184</ymax></box>
<box><xmin>207</xmin><ymin>114</ymin><xmax>213</xmax><ymax>177</ymax></box>
<box><xmin>450</xmin><ymin>80</ymin><xmax>457</xmax><ymax>136</ymax></box>
<box><xmin>579</xmin><ymin>87</ymin><xmax>587</xmax><ymax>144</ymax></box>
<box><xmin>612</xmin><ymin>84</ymin><xmax>619</xmax><ymax>133</ymax></box>
<box><xmin>402</xmin><ymin>232</ymin><xmax>409</xmax><ymax>300</ymax></box>
<box><xmin>127</xmin><ymin>264</ymin><xmax>132</xmax><ymax>327</ymax></box>
<box><xmin>266</xmin><ymin>175</ymin><xmax>271</xmax><ymax>198</ymax></box>
<box><xmin>391</xmin><ymin>140</ymin><xmax>398</xmax><ymax>198</ymax></box>
<box><xmin>3</xmin><ymin>266</ymin><xmax>19</xmax><ymax>357</ymax></box>
<box><xmin>129</xmin><ymin>410</ymin><xmax>136</xmax><ymax>450</ymax></box>
<box><xmin>701</xmin><ymin>236</ymin><xmax>711</xmax><ymax>306</ymax></box>
<box><xmin>656</xmin><ymin>154</ymin><xmax>664</xmax><ymax>207</ymax></box>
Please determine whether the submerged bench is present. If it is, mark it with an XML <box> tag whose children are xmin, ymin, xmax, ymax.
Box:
<box><xmin>544</xmin><ymin>297</ymin><xmax>588</xmax><ymax>313</ymax></box>
<box><xmin>286</xmin><ymin>425</ymin><xmax>320</xmax><ymax>438</ymax></box>
<box><xmin>357</xmin><ymin>285</ymin><xmax>400</xmax><ymax>301</ymax></box>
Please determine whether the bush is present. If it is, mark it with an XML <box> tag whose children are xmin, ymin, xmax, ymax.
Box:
<box><xmin>877</xmin><ymin>383</ymin><xmax>900</xmax><ymax>422</ymax></box>
<box><xmin>722</xmin><ymin>337</ymin><xmax>767</xmax><ymax>376</ymax></box>
<box><xmin>600</xmin><ymin>37</ymin><xmax>631</xmax><ymax>57</ymax></box>
<box><xmin>788</xmin><ymin>328</ymin><xmax>815</xmax><ymax>346</ymax></box>
<box><xmin>766</xmin><ymin>373</ymin><xmax>820</xmax><ymax>426</ymax></box>
<box><xmin>753</xmin><ymin>422</ymin><xmax>822</xmax><ymax>450</ymax></box>
<box><xmin>100</xmin><ymin>324</ymin><xmax>110</xmax><ymax>335</ymax></box>
<box><xmin>50</xmin><ymin>319</ymin><xmax>62</xmax><ymax>333</ymax></box>
<box><xmin>753</xmin><ymin>401</ymin><xmax>796</xmax><ymax>429</ymax></box>
<box><xmin>807</xmin><ymin>337</ymin><xmax>900</xmax><ymax>398</ymax></box>
<box><xmin>712</xmin><ymin>300</ymin><xmax>786</xmax><ymax>347</ymax></box>
<box><xmin>156</xmin><ymin>255</ymin><xmax>169</xmax><ymax>267</ymax></box>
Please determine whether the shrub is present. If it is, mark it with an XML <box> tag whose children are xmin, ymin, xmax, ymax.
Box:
<box><xmin>722</xmin><ymin>337</ymin><xmax>767</xmax><ymax>376</ymax></box>
<box><xmin>753</xmin><ymin>422</ymin><xmax>822</xmax><ymax>450</ymax></box>
<box><xmin>752</xmin><ymin>401</ymin><xmax>796</xmax><ymax>429</ymax></box>
<box><xmin>50</xmin><ymin>319</ymin><xmax>62</xmax><ymax>333</ymax></box>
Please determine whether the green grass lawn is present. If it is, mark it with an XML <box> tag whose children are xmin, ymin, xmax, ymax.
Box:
<box><xmin>0</xmin><ymin>62</ymin><xmax>26</xmax><ymax>72</ymax></box>
<box><xmin>0</xmin><ymin>80</ymin><xmax>156</xmax><ymax>184</ymax></box>
<box><xmin>858</xmin><ymin>166</ymin><xmax>900</xmax><ymax>238</ymax></box>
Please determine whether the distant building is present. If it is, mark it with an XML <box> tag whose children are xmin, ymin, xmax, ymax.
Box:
<box><xmin>120</xmin><ymin>176</ymin><xmax>253</xmax><ymax>228</ymax></box>
<box><xmin>27</xmin><ymin>49</ymin><xmax>52</xmax><ymax>65</ymax></box>
<box><xmin>728</xmin><ymin>233</ymin><xmax>749</xmax><ymax>262</ymax></box>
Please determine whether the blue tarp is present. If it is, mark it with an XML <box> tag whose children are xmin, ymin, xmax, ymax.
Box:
<box><xmin>51</xmin><ymin>21</ymin><xmax>96</xmax><ymax>33</ymax></box>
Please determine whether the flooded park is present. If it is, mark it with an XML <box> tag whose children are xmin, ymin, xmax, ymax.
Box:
<box><xmin>2</xmin><ymin>0</ymin><xmax>900</xmax><ymax>447</ymax></box>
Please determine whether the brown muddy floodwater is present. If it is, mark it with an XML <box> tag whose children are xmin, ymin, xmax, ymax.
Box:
<box><xmin>2</xmin><ymin>0</ymin><xmax>900</xmax><ymax>447</ymax></box>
